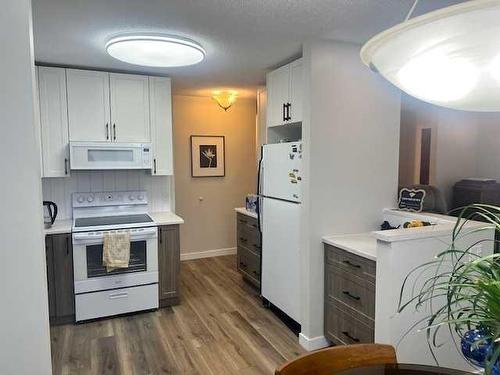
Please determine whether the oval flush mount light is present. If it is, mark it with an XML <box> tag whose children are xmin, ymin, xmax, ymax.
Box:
<box><xmin>106</xmin><ymin>34</ymin><xmax>205</xmax><ymax>67</ymax></box>
<box><xmin>361</xmin><ymin>0</ymin><xmax>500</xmax><ymax>112</ymax></box>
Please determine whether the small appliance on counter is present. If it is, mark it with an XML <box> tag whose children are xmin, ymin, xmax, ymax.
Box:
<box><xmin>43</xmin><ymin>201</ymin><xmax>58</xmax><ymax>228</ymax></box>
<box><xmin>245</xmin><ymin>194</ymin><xmax>258</xmax><ymax>214</ymax></box>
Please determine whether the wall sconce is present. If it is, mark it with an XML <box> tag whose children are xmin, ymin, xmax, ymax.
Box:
<box><xmin>212</xmin><ymin>90</ymin><xmax>238</xmax><ymax>111</ymax></box>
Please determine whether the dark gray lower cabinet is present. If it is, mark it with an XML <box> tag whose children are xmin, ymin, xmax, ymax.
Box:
<box><xmin>236</xmin><ymin>213</ymin><xmax>261</xmax><ymax>288</ymax></box>
<box><xmin>45</xmin><ymin>233</ymin><xmax>75</xmax><ymax>325</ymax></box>
<box><xmin>158</xmin><ymin>225</ymin><xmax>180</xmax><ymax>307</ymax></box>
<box><xmin>324</xmin><ymin>244</ymin><xmax>376</xmax><ymax>345</ymax></box>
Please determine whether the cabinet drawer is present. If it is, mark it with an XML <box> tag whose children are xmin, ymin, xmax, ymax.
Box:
<box><xmin>325</xmin><ymin>244</ymin><xmax>375</xmax><ymax>281</ymax></box>
<box><xmin>325</xmin><ymin>263</ymin><xmax>375</xmax><ymax>319</ymax></box>
<box><xmin>237</xmin><ymin>213</ymin><xmax>259</xmax><ymax>230</ymax></box>
<box><xmin>325</xmin><ymin>300</ymin><xmax>374</xmax><ymax>345</ymax></box>
<box><xmin>237</xmin><ymin>246</ymin><xmax>261</xmax><ymax>286</ymax></box>
<box><xmin>237</xmin><ymin>225</ymin><xmax>261</xmax><ymax>252</ymax></box>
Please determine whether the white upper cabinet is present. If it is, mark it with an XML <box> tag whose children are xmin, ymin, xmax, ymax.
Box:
<box><xmin>266</xmin><ymin>58</ymin><xmax>303</xmax><ymax>127</ymax></box>
<box><xmin>266</xmin><ymin>65</ymin><xmax>290</xmax><ymax>128</ymax></box>
<box><xmin>38</xmin><ymin>67</ymin><xmax>70</xmax><ymax>177</ymax></box>
<box><xmin>109</xmin><ymin>73</ymin><xmax>150</xmax><ymax>143</ymax></box>
<box><xmin>67</xmin><ymin>69</ymin><xmax>111</xmax><ymax>142</ymax></box>
<box><xmin>149</xmin><ymin>77</ymin><xmax>173</xmax><ymax>176</ymax></box>
<box><xmin>289</xmin><ymin>59</ymin><xmax>303</xmax><ymax>124</ymax></box>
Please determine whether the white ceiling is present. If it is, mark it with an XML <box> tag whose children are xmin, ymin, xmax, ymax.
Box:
<box><xmin>32</xmin><ymin>0</ymin><xmax>466</xmax><ymax>98</ymax></box>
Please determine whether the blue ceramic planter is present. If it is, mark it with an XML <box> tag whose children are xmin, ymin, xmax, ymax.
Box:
<box><xmin>461</xmin><ymin>329</ymin><xmax>499</xmax><ymax>374</ymax></box>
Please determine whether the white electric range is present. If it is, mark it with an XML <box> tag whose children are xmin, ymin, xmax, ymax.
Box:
<box><xmin>72</xmin><ymin>191</ymin><xmax>158</xmax><ymax>322</ymax></box>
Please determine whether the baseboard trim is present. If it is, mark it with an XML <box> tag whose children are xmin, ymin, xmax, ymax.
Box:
<box><xmin>180</xmin><ymin>247</ymin><xmax>237</xmax><ymax>261</ymax></box>
<box><xmin>299</xmin><ymin>333</ymin><xmax>330</xmax><ymax>351</ymax></box>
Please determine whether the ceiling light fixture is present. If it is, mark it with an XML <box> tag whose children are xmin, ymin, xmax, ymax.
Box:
<box><xmin>212</xmin><ymin>90</ymin><xmax>238</xmax><ymax>111</ymax></box>
<box><xmin>106</xmin><ymin>34</ymin><xmax>205</xmax><ymax>68</ymax></box>
<box><xmin>360</xmin><ymin>0</ymin><xmax>500</xmax><ymax>112</ymax></box>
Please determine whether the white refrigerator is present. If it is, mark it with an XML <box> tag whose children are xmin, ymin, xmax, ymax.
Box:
<box><xmin>258</xmin><ymin>141</ymin><xmax>302</xmax><ymax>323</ymax></box>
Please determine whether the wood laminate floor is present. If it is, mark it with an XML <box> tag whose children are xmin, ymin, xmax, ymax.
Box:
<box><xmin>50</xmin><ymin>255</ymin><xmax>304</xmax><ymax>375</ymax></box>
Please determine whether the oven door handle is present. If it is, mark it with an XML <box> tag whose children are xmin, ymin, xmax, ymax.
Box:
<box><xmin>72</xmin><ymin>227</ymin><xmax>158</xmax><ymax>242</ymax></box>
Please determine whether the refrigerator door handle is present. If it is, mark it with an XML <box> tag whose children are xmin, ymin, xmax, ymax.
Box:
<box><xmin>257</xmin><ymin>146</ymin><xmax>264</xmax><ymax>232</ymax></box>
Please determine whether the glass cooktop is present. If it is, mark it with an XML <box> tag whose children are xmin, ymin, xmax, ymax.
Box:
<box><xmin>74</xmin><ymin>214</ymin><xmax>153</xmax><ymax>228</ymax></box>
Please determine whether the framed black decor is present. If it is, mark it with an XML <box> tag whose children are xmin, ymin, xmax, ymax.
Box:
<box><xmin>190</xmin><ymin>135</ymin><xmax>225</xmax><ymax>177</ymax></box>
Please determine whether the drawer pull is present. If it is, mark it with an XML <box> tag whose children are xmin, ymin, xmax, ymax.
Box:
<box><xmin>240</xmin><ymin>219</ymin><xmax>248</xmax><ymax>224</ymax></box>
<box><xmin>252</xmin><ymin>270</ymin><xmax>260</xmax><ymax>276</ymax></box>
<box><xmin>109</xmin><ymin>292</ymin><xmax>128</xmax><ymax>300</ymax></box>
<box><xmin>253</xmin><ymin>244</ymin><xmax>262</xmax><ymax>250</ymax></box>
<box><xmin>342</xmin><ymin>260</ymin><xmax>361</xmax><ymax>269</ymax></box>
<box><xmin>342</xmin><ymin>331</ymin><xmax>360</xmax><ymax>342</ymax></box>
<box><xmin>239</xmin><ymin>261</ymin><xmax>247</xmax><ymax>268</ymax></box>
<box><xmin>239</xmin><ymin>237</ymin><xmax>248</xmax><ymax>242</ymax></box>
<box><xmin>342</xmin><ymin>290</ymin><xmax>361</xmax><ymax>301</ymax></box>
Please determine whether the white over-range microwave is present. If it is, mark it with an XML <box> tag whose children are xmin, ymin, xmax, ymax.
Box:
<box><xmin>70</xmin><ymin>142</ymin><xmax>153</xmax><ymax>170</ymax></box>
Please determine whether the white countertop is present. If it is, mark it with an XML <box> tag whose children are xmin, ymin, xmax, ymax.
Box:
<box><xmin>43</xmin><ymin>211</ymin><xmax>184</xmax><ymax>236</ymax></box>
<box><xmin>235</xmin><ymin>207</ymin><xmax>258</xmax><ymax>219</ymax></box>
<box><xmin>44</xmin><ymin>219</ymin><xmax>73</xmax><ymax>235</ymax></box>
<box><xmin>149</xmin><ymin>211</ymin><xmax>184</xmax><ymax>226</ymax></box>
<box><xmin>322</xmin><ymin>232</ymin><xmax>377</xmax><ymax>261</ymax></box>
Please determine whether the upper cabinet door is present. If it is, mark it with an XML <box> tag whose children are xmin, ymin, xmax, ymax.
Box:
<box><xmin>149</xmin><ymin>77</ymin><xmax>173</xmax><ymax>176</ymax></box>
<box><xmin>110</xmin><ymin>73</ymin><xmax>150</xmax><ymax>143</ymax></box>
<box><xmin>266</xmin><ymin>65</ymin><xmax>290</xmax><ymax>128</ymax></box>
<box><xmin>67</xmin><ymin>69</ymin><xmax>110</xmax><ymax>142</ymax></box>
<box><xmin>288</xmin><ymin>59</ymin><xmax>303</xmax><ymax>124</ymax></box>
<box><xmin>38</xmin><ymin>67</ymin><xmax>70</xmax><ymax>177</ymax></box>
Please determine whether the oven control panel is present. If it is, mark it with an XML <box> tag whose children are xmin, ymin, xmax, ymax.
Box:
<box><xmin>72</xmin><ymin>191</ymin><xmax>148</xmax><ymax>208</ymax></box>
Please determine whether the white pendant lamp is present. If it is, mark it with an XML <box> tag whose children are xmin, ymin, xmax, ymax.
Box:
<box><xmin>106</xmin><ymin>34</ymin><xmax>205</xmax><ymax>68</ymax></box>
<box><xmin>360</xmin><ymin>0</ymin><xmax>500</xmax><ymax>112</ymax></box>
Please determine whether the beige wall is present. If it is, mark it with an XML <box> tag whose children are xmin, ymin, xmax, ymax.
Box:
<box><xmin>173</xmin><ymin>95</ymin><xmax>257</xmax><ymax>255</ymax></box>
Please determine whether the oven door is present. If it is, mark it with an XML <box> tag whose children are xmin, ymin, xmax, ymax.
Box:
<box><xmin>72</xmin><ymin>227</ymin><xmax>158</xmax><ymax>294</ymax></box>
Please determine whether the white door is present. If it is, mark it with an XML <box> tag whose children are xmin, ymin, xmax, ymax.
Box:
<box><xmin>262</xmin><ymin>142</ymin><xmax>302</xmax><ymax>202</ymax></box>
<box><xmin>266</xmin><ymin>64</ymin><xmax>290</xmax><ymax>128</ymax></box>
<box><xmin>149</xmin><ymin>77</ymin><xmax>173</xmax><ymax>175</ymax></box>
<box><xmin>67</xmin><ymin>69</ymin><xmax>111</xmax><ymax>142</ymax></box>
<box><xmin>261</xmin><ymin>197</ymin><xmax>301</xmax><ymax>323</ymax></box>
<box><xmin>289</xmin><ymin>59</ymin><xmax>303</xmax><ymax>124</ymax></box>
<box><xmin>110</xmin><ymin>73</ymin><xmax>150</xmax><ymax>143</ymax></box>
<box><xmin>38</xmin><ymin>67</ymin><xmax>70</xmax><ymax>177</ymax></box>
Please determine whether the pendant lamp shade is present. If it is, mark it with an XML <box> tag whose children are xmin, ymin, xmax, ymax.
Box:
<box><xmin>360</xmin><ymin>0</ymin><xmax>500</xmax><ymax>112</ymax></box>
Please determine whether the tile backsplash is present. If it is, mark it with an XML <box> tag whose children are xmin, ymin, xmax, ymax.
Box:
<box><xmin>42</xmin><ymin>170</ymin><xmax>174</xmax><ymax>220</ymax></box>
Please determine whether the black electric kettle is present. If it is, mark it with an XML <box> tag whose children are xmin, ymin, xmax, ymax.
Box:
<box><xmin>43</xmin><ymin>201</ymin><xmax>58</xmax><ymax>228</ymax></box>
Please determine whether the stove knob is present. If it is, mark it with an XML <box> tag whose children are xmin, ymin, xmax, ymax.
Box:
<box><xmin>128</xmin><ymin>194</ymin><xmax>135</xmax><ymax>201</ymax></box>
<box><xmin>87</xmin><ymin>195</ymin><xmax>94</xmax><ymax>203</ymax></box>
<box><xmin>137</xmin><ymin>194</ymin><xmax>144</xmax><ymax>201</ymax></box>
<box><xmin>77</xmin><ymin>195</ymin><xmax>85</xmax><ymax>203</ymax></box>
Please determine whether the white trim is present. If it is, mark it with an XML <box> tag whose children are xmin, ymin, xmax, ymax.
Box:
<box><xmin>180</xmin><ymin>247</ymin><xmax>237</xmax><ymax>261</ymax></box>
<box><xmin>299</xmin><ymin>333</ymin><xmax>330</xmax><ymax>351</ymax></box>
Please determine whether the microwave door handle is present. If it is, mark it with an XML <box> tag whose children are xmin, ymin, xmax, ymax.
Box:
<box><xmin>113</xmin><ymin>124</ymin><xmax>116</xmax><ymax>141</ymax></box>
<box><xmin>106</xmin><ymin>123</ymin><xmax>109</xmax><ymax>140</ymax></box>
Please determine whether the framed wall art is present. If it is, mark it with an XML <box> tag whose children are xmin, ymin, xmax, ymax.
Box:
<box><xmin>190</xmin><ymin>135</ymin><xmax>225</xmax><ymax>177</ymax></box>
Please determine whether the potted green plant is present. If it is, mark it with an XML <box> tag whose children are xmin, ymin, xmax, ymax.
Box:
<box><xmin>398</xmin><ymin>204</ymin><xmax>500</xmax><ymax>375</ymax></box>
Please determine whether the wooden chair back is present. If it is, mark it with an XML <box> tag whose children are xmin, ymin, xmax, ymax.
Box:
<box><xmin>275</xmin><ymin>344</ymin><xmax>397</xmax><ymax>375</ymax></box>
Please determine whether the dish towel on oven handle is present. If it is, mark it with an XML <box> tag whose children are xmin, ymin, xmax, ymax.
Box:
<box><xmin>103</xmin><ymin>231</ymin><xmax>131</xmax><ymax>272</ymax></box>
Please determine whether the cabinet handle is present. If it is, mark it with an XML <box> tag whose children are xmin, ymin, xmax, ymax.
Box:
<box><xmin>286</xmin><ymin>103</ymin><xmax>291</xmax><ymax>121</ymax></box>
<box><xmin>106</xmin><ymin>123</ymin><xmax>109</xmax><ymax>140</ymax></box>
<box><xmin>342</xmin><ymin>290</ymin><xmax>361</xmax><ymax>301</ymax></box>
<box><xmin>64</xmin><ymin>158</ymin><xmax>68</xmax><ymax>175</ymax></box>
<box><xmin>66</xmin><ymin>236</ymin><xmax>70</xmax><ymax>255</ymax></box>
<box><xmin>159</xmin><ymin>228</ymin><xmax>162</xmax><ymax>244</ymax></box>
<box><xmin>342</xmin><ymin>260</ymin><xmax>361</xmax><ymax>269</ymax></box>
<box><xmin>240</xmin><ymin>219</ymin><xmax>248</xmax><ymax>224</ymax></box>
<box><xmin>113</xmin><ymin>124</ymin><xmax>116</xmax><ymax>140</ymax></box>
<box><xmin>342</xmin><ymin>331</ymin><xmax>360</xmax><ymax>342</ymax></box>
<box><xmin>239</xmin><ymin>261</ymin><xmax>247</xmax><ymax>269</ymax></box>
<box><xmin>239</xmin><ymin>237</ymin><xmax>248</xmax><ymax>242</ymax></box>
<box><xmin>154</xmin><ymin>159</ymin><xmax>157</xmax><ymax>174</ymax></box>
<box><xmin>253</xmin><ymin>244</ymin><xmax>261</xmax><ymax>250</ymax></box>
<box><xmin>282</xmin><ymin>103</ymin><xmax>286</xmax><ymax>122</ymax></box>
